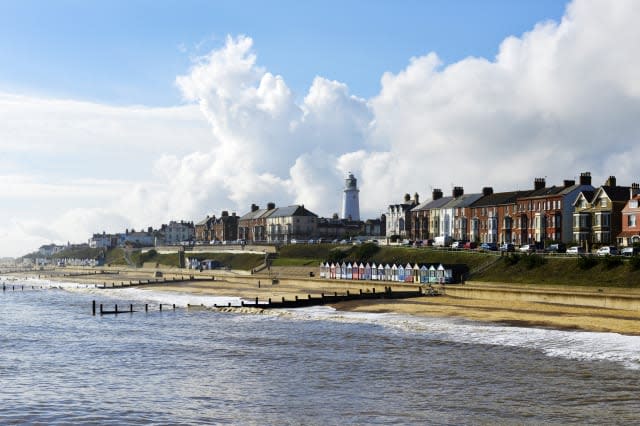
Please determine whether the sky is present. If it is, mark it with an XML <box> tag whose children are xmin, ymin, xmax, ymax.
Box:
<box><xmin>2</xmin><ymin>0</ymin><xmax>639</xmax><ymax>257</ymax></box>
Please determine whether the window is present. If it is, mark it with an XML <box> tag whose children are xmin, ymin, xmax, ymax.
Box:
<box><xmin>600</xmin><ymin>198</ymin><xmax>608</xmax><ymax>208</ymax></box>
<box><xmin>629</xmin><ymin>214</ymin><xmax>637</xmax><ymax>227</ymax></box>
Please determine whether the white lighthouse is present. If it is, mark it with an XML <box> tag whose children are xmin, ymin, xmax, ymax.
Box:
<box><xmin>341</xmin><ymin>172</ymin><xmax>360</xmax><ymax>221</ymax></box>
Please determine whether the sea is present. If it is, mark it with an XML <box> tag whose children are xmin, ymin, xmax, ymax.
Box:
<box><xmin>1</xmin><ymin>275</ymin><xmax>640</xmax><ymax>425</ymax></box>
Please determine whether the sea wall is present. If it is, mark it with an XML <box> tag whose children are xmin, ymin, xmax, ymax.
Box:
<box><xmin>446</xmin><ymin>285</ymin><xmax>640</xmax><ymax>311</ymax></box>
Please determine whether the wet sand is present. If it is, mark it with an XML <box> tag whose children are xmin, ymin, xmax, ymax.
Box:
<box><xmin>10</xmin><ymin>266</ymin><xmax>640</xmax><ymax>335</ymax></box>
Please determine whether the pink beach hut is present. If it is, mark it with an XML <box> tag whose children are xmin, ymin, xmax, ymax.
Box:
<box><xmin>330</xmin><ymin>263</ymin><xmax>337</xmax><ymax>279</ymax></box>
<box><xmin>359</xmin><ymin>263</ymin><xmax>365</xmax><ymax>280</ymax></box>
<box><xmin>405</xmin><ymin>263</ymin><xmax>415</xmax><ymax>282</ymax></box>
<box><xmin>351</xmin><ymin>262</ymin><xmax>359</xmax><ymax>280</ymax></box>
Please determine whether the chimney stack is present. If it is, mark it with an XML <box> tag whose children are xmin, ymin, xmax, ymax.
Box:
<box><xmin>579</xmin><ymin>172</ymin><xmax>592</xmax><ymax>186</ymax></box>
<box><xmin>563</xmin><ymin>179</ymin><xmax>575</xmax><ymax>188</ymax></box>
<box><xmin>267</xmin><ymin>202</ymin><xmax>276</xmax><ymax>210</ymax></box>
<box><xmin>251</xmin><ymin>204</ymin><xmax>259</xmax><ymax>212</ymax></box>
<box><xmin>482</xmin><ymin>187</ymin><xmax>494</xmax><ymax>196</ymax></box>
<box><xmin>452</xmin><ymin>186</ymin><xmax>464</xmax><ymax>198</ymax></box>
<box><xmin>404</xmin><ymin>193</ymin><xmax>411</xmax><ymax>203</ymax></box>
<box><xmin>605</xmin><ymin>176</ymin><xmax>617</xmax><ymax>187</ymax></box>
<box><xmin>631</xmin><ymin>183</ymin><xmax>640</xmax><ymax>198</ymax></box>
<box><xmin>432</xmin><ymin>188</ymin><xmax>443</xmax><ymax>200</ymax></box>
<box><xmin>414</xmin><ymin>192</ymin><xmax>420</xmax><ymax>204</ymax></box>
<box><xmin>534</xmin><ymin>178</ymin><xmax>546</xmax><ymax>191</ymax></box>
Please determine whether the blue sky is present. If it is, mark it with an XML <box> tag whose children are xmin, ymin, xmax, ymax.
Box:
<box><xmin>4</xmin><ymin>0</ymin><xmax>640</xmax><ymax>258</ymax></box>
<box><xmin>0</xmin><ymin>0</ymin><xmax>566</xmax><ymax>105</ymax></box>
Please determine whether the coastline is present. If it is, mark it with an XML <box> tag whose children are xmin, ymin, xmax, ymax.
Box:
<box><xmin>6</xmin><ymin>266</ymin><xmax>640</xmax><ymax>335</ymax></box>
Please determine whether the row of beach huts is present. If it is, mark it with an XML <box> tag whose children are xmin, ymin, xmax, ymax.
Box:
<box><xmin>318</xmin><ymin>262</ymin><xmax>456</xmax><ymax>284</ymax></box>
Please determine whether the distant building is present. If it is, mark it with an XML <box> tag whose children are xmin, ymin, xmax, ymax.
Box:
<box><xmin>119</xmin><ymin>227</ymin><xmax>156</xmax><ymax>247</ymax></box>
<box><xmin>160</xmin><ymin>220</ymin><xmax>195</xmax><ymax>245</ymax></box>
<box><xmin>38</xmin><ymin>244</ymin><xmax>65</xmax><ymax>257</ymax></box>
<box><xmin>266</xmin><ymin>205</ymin><xmax>318</xmax><ymax>243</ymax></box>
<box><xmin>89</xmin><ymin>232</ymin><xmax>118</xmax><ymax>249</ymax></box>
<box><xmin>238</xmin><ymin>203</ymin><xmax>277</xmax><ymax>242</ymax></box>
<box><xmin>617</xmin><ymin>187</ymin><xmax>640</xmax><ymax>247</ymax></box>
<box><xmin>341</xmin><ymin>172</ymin><xmax>360</xmax><ymax>221</ymax></box>
<box><xmin>386</xmin><ymin>193</ymin><xmax>419</xmax><ymax>237</ymax></box>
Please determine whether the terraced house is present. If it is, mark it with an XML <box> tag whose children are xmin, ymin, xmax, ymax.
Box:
<box><xmin>573</xmin><ymin>177</ymin><xmax>639</xmax><ymax>248</ymax></box>
<box><xmin>265</xmin><ymin>205</ymin><xmax>318</xmax><ymax>243</ymax></box>
<box><xmin>618</xmin><ymin>191</ymin><xmax>640</xmax><ymax>247</ymax></box>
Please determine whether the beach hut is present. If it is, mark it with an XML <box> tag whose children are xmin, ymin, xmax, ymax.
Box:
<box><xmin>364</xmin><ymin>263</ymin><xmax>371</xmax><ymax>280</ymax></box>
<box><xmin>382</xmin><ymin>264</ymin><xmax>389</xmax><ymax>281</ymax></box>
<box><xmin>328</xmin><ymin>263</ymin><xmax>334</xmax><ymax>279</ymax></box>
<box><xmin>420</xmin><ymin>265</ymin><xmax>428</xmax><ymax>283</ymax></box>
<box><xmin>353</xmin><ymin>262</ymin><xmax>360</xmax><ymax>280</ymax></box>
<box><xmin>391</xmin><ymin>264</ymin><xmax>398</xmax><ymax>282</ymax></box>
<box><xmin>319</xmin><ymin>262</ymin><xmax>325</xmax><ymax>279</ymax></box>
<box><xmin>359</xmin><ymin>263</ymin><xmax>365</xmax><ymax>280</ymax></box>
<box><xmin>346</xmin><ymin>263</ymin><xmax>353</xmax><ymax>280</ymax></box>
<box><xmin>429</xmin><ymin>265</ymin><xmax>437</xmax><ymax>283</ymax></box>
<box><xmin>397</xmin><ymin>264</ymin><xmax>405</xmax><ymax>282</ymax></box>
<box><xmin>340</xmin><ymin>262</ymin><xmax>347</xmax><ymax>280</ymax></box>
<box><xmin>413</xmin><ymin>263</ymin><xmax>421</xmax><ymax>283</ymax></box>
<box><xmin>436</xmin><ymin>264</ymin><xmax>445</xmax><ymax>283</ymax></box>
<box><xmin>405</xmin><ymin>263</ymin><xmax>415</xmax><ymax>283</ymax></box>
<box><xmin>371</xmin><ymin>262</ymin><xmax>377</xmax><ymax>281</ymax></box>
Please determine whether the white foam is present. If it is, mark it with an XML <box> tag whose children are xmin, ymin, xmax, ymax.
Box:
<box><xmin>282</xmin><ymin>306</ymin><xmax>640</xmax><ymax>370</ymax></box>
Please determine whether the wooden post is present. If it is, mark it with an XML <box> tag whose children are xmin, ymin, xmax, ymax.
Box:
<box><xmin>92</xmin><ymin>300</ymin><xmax>96</xmax><ymax>316</ymax></box>
<box><xmin>115</xmin><ymin>304</ymin><xmax>118</xmax><ymax>314</ymax></box>
<box><xmin>100</xmin><ymin>304</ymin><xmax>103</xmax><ymax>315</ymax></box>
<box><xmin>145</xmin><ymin>304</ymin><xmax>148</xmax><ymax>312</ymax></box>
<box><xmin>173</xmin><ymin>304</ymin><xmax>176</xmax><ymax>310</ymax></box>
<box><xmin>130</xmin><ymin>304</ymin><xmax>133</xmax><ymax>313</ymax></box>
<box><xmin>255</xmin><ymin>297</ymin><xmax>259</xmax><ymax>305</ymax></box>
<box><xmin>159</xmin><ymin>304</ymin><xmax>162</xmax><ymax>312</ymax></box>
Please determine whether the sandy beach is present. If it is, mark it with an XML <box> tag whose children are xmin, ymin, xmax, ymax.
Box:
<box><xmin>10</xmin><ymin>266</ymin><xmax>640</xmax><ymax>335</ymax></box>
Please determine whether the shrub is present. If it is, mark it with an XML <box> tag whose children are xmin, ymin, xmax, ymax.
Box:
<box><xmin>503</xmin><ymin>253</ymin><xmax>521</xmax><ymax>266</ymax></box>
<box><xmin>600</xmin><ymin>255</ymin><xmax>623</xmax><ymax>269</ymax></box>
<box><xmin>629</xmin><ymin>256</ymin><xmax>640</xmax><ymax>270</ymax></box>
<box><xmin>521</xmin><ymin>253</ymin><xmax>547</xmax><ymax>269</ymax></box>
<box><xmin>351</xmin><ymin>243</ymin><xmax>380</xmax><ymax>261</ymax></box>
<box><xmin>326</xmin><ymin>249</ymin><xmax>347</xmax><ymax>263</ymax></box>
<box><xmin>577</xmin><ymin>255</ymin><xmax>599</xmax><ymax>270</ymax></box>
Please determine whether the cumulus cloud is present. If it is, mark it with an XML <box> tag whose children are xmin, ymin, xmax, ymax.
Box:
<box><xmin>4</xmin><ymin>0</ymin><xmax>640</xmax><ymax>257</ymax></box>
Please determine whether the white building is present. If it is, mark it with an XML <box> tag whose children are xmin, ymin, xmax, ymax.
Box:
<box><xmin>386</xmin><ymin>193</ymin><xmax>419</xmax><ymax>237</ymax></box>
<box><xmin>341</xmin><ymin>172</ymin><xmax>360</xmax><ymax>221</ymax></box>
<box><xmin>266</xmin><ymin>205</ymin><xmax>318</xmax><ymax>243</ymax></box>
<box><xmin>161</xmin><ymin>220</ymin><xmax>195</xmax><ymax>245</ymax></box>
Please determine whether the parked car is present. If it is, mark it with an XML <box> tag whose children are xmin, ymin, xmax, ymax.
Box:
<box><xmin>464</xmin><ymin>241</ymin><xmax>477</xmax><ymax>249</ymax></box>
<box><xmin>499</xmin><ymin>243</ymin><xmax>515</xmax><ymax>252</ymax></box>
<box><xmin>451</xmin><ymin>241</ymin><xmax>465</xmax><ymax>249</ymax></box>
<box><xmin>545</xmin><ymin>243</ymin><xmax>566</xmax><ymax>253</ymax></box>
<box><xmin>567</xmin><ymin>246</ymin><xmax>585</xmax><ymax>254</ymax></box>
<box><xmin>480</xmin><ymin>242</ymin><xmax>498</xmax><ymax>251</ymax></box>
<box><xmin>519</xmin><ymin>244</ymin><xmax>534</xmax><ymax>253</ymax></box>
<box><xmin>621</xmin><ymin>247</ymin><xmax>640</xmax><ymax>256</ymax></box>
<box><xmin>596</xmin><ymin>246</ymin><xmax>618</xmax><ymax>256</ymax></box>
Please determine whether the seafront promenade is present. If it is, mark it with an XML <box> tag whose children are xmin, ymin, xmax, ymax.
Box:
<box><xmin>4</xmin><ymin>265</ymin><xmax>640</xmax><ymax>335</ymax></box>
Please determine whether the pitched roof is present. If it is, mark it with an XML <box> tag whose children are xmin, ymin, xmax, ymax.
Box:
<box><xmin>600</xmin><ymin>186</ymin><xmax>632</xmax><ymax>202</ymax></box>
<box><xmin>411</xmin><ymin>196</ymin><xmax>453</xmax><ymax>211</ymax></box>
<box><xmin>470</xmin><ymin>191</ymin><xmax>529</xmax><ymax>207</ymax></box>
<box><xmin>442</xmin><ymin>193</ymin><xmax>484</xmax><ymax>208</ymax></box>
<box><xmin>269</xmin><ymin>205</ymin><xmax>318</xmax><ymax>218</ymax></box>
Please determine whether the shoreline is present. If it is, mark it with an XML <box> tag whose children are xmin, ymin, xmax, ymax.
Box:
<box><xmin>5</xmin><ymin>266</ymin><xmax>640</xmax><ymax>335</ymax></box>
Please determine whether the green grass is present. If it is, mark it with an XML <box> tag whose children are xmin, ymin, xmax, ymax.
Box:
<box><xmin>185</xmin><ymin>252</ymin><xmax>264</xmax><ymax>271</ymax></box>
<box><xmin>474</xmin><ymin>255</ymin><xmax>640</xmax><ymax>287</ymax></box>
<box><xmin>271</xmin><ymin>257</ymin><xmax>321</xmax><ymax>266</ymax></box>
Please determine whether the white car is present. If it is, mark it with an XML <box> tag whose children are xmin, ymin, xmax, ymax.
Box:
<box><xmin>567</xmin><ymin>246</ymin><xmax>585</xmax><ymax>254</ymax></box>
<box><xmin>519</xmin><ymin>244</ymin><xmax>534</xmax><ymax>253</ymax></box>
<box><xmin>596</xmin><ymin>246</ymin><xmax>618</xmax><ymax>256</ymax></box>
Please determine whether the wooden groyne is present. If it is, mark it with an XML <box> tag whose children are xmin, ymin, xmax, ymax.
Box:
<box><xmin>95</xmin><ymin>275</ymin><xmax>203</xmax><ymax>289</ymax></box>
<box><xmin>234</xmin><ymin>286</ymin><xmax>438</xmax><ymax>309</ymax></box>
<box><xmin>93</xmin><ymin>300</ymin><xmax>176</xmax><ymax>315</ymax></box>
